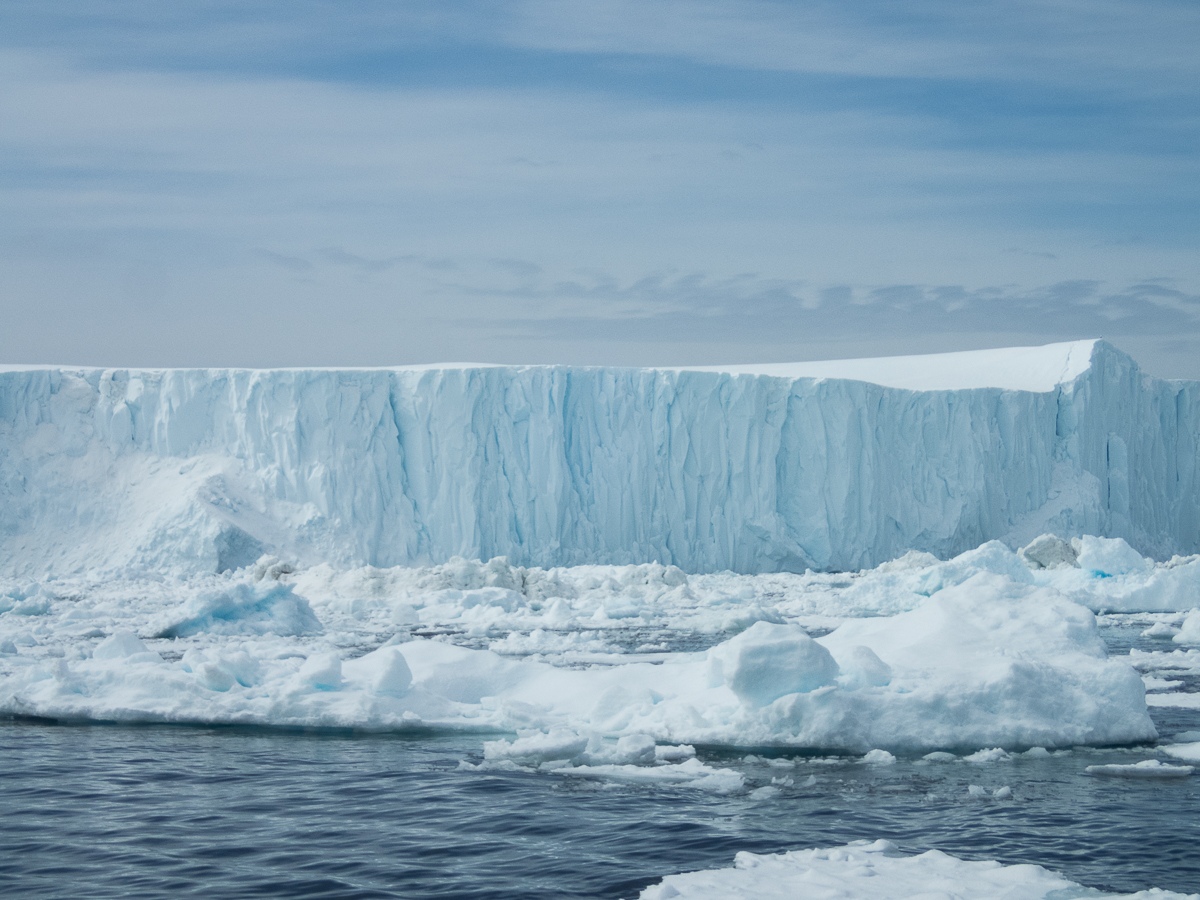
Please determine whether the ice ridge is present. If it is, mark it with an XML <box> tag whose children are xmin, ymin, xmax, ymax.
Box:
<box><xmin>0</xmin><ymin>339</ymin><xmax>1197</xmax><ymax>576</ymax></box>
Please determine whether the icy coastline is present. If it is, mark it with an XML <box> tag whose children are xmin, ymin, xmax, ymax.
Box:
<box><xmin>2</xmin><ymin>340</ymin><xmax>1198</xmax><ymax>577</ymax></box>
<box><xmin>3</xmin><ymin>340</ymin><xmax>1199</xmax><ymax>782</ymax></box>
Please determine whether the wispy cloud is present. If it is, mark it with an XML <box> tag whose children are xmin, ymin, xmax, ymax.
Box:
<box><xmin>0</xmin><ymin>3</ymin><xmax>1197</xmax><ymax>377</ymax></box>
<box><xmin>498</xmin><ymin>0</ymin><xmax>1200</xmax><ymax>90</ymax></box>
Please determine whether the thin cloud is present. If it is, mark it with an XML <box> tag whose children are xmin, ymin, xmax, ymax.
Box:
<box><xmin>455</xmin><ymin>273</ymin><xmax>1200</xmax><ymax>346</ymax></box>
<box><xmin>253</xmin><ymin>249</ymin><xmax>312</xmax><ymax>272</ymax></box>
<box><xmin>0</xmin><ymin>6</ymin><xmax>1197</xmax><ymax>379</ymax></box>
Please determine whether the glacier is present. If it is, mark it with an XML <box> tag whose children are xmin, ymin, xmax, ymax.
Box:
<box><xmin>1</xmin><ymin>338</ymin><xmax>1198</xmax><ymax>578</ymax></box>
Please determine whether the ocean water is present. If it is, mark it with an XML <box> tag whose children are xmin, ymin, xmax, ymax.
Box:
<box><xmin>2</xmin><ymin>628</ymin><xmax>1198</xmax><ymax>899</ymax></box>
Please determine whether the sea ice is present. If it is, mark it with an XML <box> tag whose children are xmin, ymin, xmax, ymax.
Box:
<box><xmin>1085</xmin><ymin>760</ymin><xmax>1194</xmax><ymax>778</ymax></box>
<box><xmin>1145</xmin><ymin>693</ymin><xmax>1200</xmax><ymax>709</ymax></box>
<box><xmin>636</xmin><ymin>840</ymin><xmax>1200</xmax><ymax>899</ymax></box>
<box><xmin>1159</xmin><ymin>742</ymin><xmax>1200</xmax><ymax>763</ymax></box>
<box><xmin>2</xmin><ymin>516</ymin><xmax>1191</xmax><ymax>782</ymax></box>
<box><xmin>0</xmin><ymin>565</ymin><xmax>1156</xmax><ymax>754</ymax></box>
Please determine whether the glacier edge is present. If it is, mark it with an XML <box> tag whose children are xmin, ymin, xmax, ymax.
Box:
<box><xmin>0</xmin><ymin>339</ymin><xmax>1197</xmax><ymax>577</ymax></box>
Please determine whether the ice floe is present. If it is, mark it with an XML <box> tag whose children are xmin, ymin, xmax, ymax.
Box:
<box><xmin>1145</xmin><ymin>693</ymin><xmax>1200</xmax><ymax>709</ymax></box>
<box><xmin>1159</xmin><ymin>742</ymin><xmax>1200</xmax><ymax>763</ymax></box>
<box><xmin>1085</xmin><ymin>760</ymin><xmax>1194</xmax><ymax>778</ymax></box>
<box><xmin>636</xmin><ymin>840</ymin><xmax>1200</xmax><ymax>899</ymax></box>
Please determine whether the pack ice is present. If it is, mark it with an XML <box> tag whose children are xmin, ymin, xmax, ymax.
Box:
<box><xmin>1</xmin><ymin>339</ymin><xmax>1197</xmax><ymax>577</ymax></box>
<box><xmin>0</xmin><ymin>543</ymin><xmax>1165</xmax><ymax>756</ymax></box>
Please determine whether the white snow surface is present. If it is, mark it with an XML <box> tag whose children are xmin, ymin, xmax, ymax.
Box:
<box><xmin>3</xmin><ymin>340</ymin><xmax>1199</xmax><ymax>577</ymax></box>
<box><xmin>696</xmin><ymin>339</ymin><xmax>1097</xmax><ymax>391</ymax></box>
<box><xmin>636</xmin><ymin>840</ymin><xmax>1199</xmax><ymax>900</ymax></box>
<box><xmin>0</xmin><ymin>541</ymin><xmax>1168</xmax><ymax>753</ymax></box>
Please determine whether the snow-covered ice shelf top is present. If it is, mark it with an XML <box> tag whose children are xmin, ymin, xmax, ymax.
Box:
<box><xmin>692</xmin><ymin>338</ymin><xmax>1100</xmax><ymax>392</ymax></box>
<box><xmin>0</xmin><ymin>339</ymin><xmax>1099</xmax><ymax>392</ymax></box>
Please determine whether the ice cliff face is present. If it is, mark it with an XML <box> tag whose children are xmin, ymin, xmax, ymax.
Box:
<box><xmin>0</xmin><ymin>340</ymin><xmax>1197</xmax><ymax>577</ymax></box>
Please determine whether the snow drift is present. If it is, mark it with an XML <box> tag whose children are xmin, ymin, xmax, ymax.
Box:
<box><xmin>1</xmin><ymin>339</ymin><xmax>1197</xmax><ymax>577</ymax></box>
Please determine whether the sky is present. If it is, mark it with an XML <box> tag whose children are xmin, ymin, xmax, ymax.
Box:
<box><xmin>2</xmin><ymin>1</ymin><xmax>1198</xmax><ymax>377</ymax></box>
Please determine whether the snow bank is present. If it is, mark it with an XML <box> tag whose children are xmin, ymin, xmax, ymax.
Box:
<box><xmin>636</xmin><ymin>840</ymin><xmax>1200</xmax><ymax>900</ymax></box>
<box><xmin>0</xmin><ymin>569</ymin><xmax>1155</xmax><ymax>752</ymax></box>
<box><xmin>2</xmin><ymin>340</ymin><xmax>1197</xmax><ymax>577</ymax></box>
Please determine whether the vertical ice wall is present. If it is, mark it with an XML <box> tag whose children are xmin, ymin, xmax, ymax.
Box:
<box><xmin>0</xmin><ymin>341</ymin><xmax>1196</xmax><ymax>576</ymax></box>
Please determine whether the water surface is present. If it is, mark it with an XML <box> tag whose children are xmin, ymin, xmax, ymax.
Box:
<box><xmin>2</xmin><ymin>626</ymin><xmax>1197</xmax><ymax>899</ymax></box>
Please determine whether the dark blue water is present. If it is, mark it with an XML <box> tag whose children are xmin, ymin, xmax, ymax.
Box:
<box><xmin>2</xmin><ymin>627</ymin><xmax>1198</xmax><ymax>899</ymax></box>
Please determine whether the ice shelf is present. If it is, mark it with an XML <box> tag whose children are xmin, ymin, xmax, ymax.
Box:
<box><xmin>1</xmin><ymin>339</ymin><xmax>1197</xmax><ymax>576</ymax></box>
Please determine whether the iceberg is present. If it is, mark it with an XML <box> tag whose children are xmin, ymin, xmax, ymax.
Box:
<box><xmin>1</xmin><ymin>339</ymin><xmax>1197</xmax><ymax>577</ymax></box>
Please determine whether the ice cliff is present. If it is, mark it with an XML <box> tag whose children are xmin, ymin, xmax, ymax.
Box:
<box><xmin>1</xmin><ymin>339</ymin><xmax>1197</xmax><ymax>577</ymax></box>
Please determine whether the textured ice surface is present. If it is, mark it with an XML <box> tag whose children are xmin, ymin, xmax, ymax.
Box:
<box><xmin>636</xmin><ymin>840</ymin><xmax>1200</xmax><ymax>899</ymax></box>
<box><xmin>0</xmin><ymin>546</ymin><xmax>1162</xmax><ymax>753</ymax></box>
<box><xmin>2</xmin><ymin>340</ymin><xmax>1198</xmax><ymax>577</ymax></box>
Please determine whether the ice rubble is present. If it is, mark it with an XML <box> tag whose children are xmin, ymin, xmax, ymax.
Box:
<box><xmin>1</xmin><ymin>340</ymin><xmax>1198</xmax><ymax>578</ymax></box>
<box><xmin>636</xmin><ymin>840</ymin><xmax>1200</xmax><ymax>900</ymax></box>
<box><xmin>0</xmin><ymin>547</ymin><xmax>1163</xmax><ymax>752</ymax></box>
<box><xmin>4</xmin><ymin>516</ymin><xmax>1200</xmax><ymax>771</ymax></box>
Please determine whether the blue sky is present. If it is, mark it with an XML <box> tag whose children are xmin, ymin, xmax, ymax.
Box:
<box><xmin>2</xmin><ymin>1</ymin><xmax>1198</xmax><ymax>375</ymax></box>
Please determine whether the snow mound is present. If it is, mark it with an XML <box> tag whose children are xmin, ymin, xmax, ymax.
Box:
<box><xmin>706</xmin><ymin>622</ymin><xmax>840</xmax><ymax>707</ymax></box>
<box><xmin>637</xmin><ymin>840</ymin><xmax>1200</xmax><ymax>899</ymax></box>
